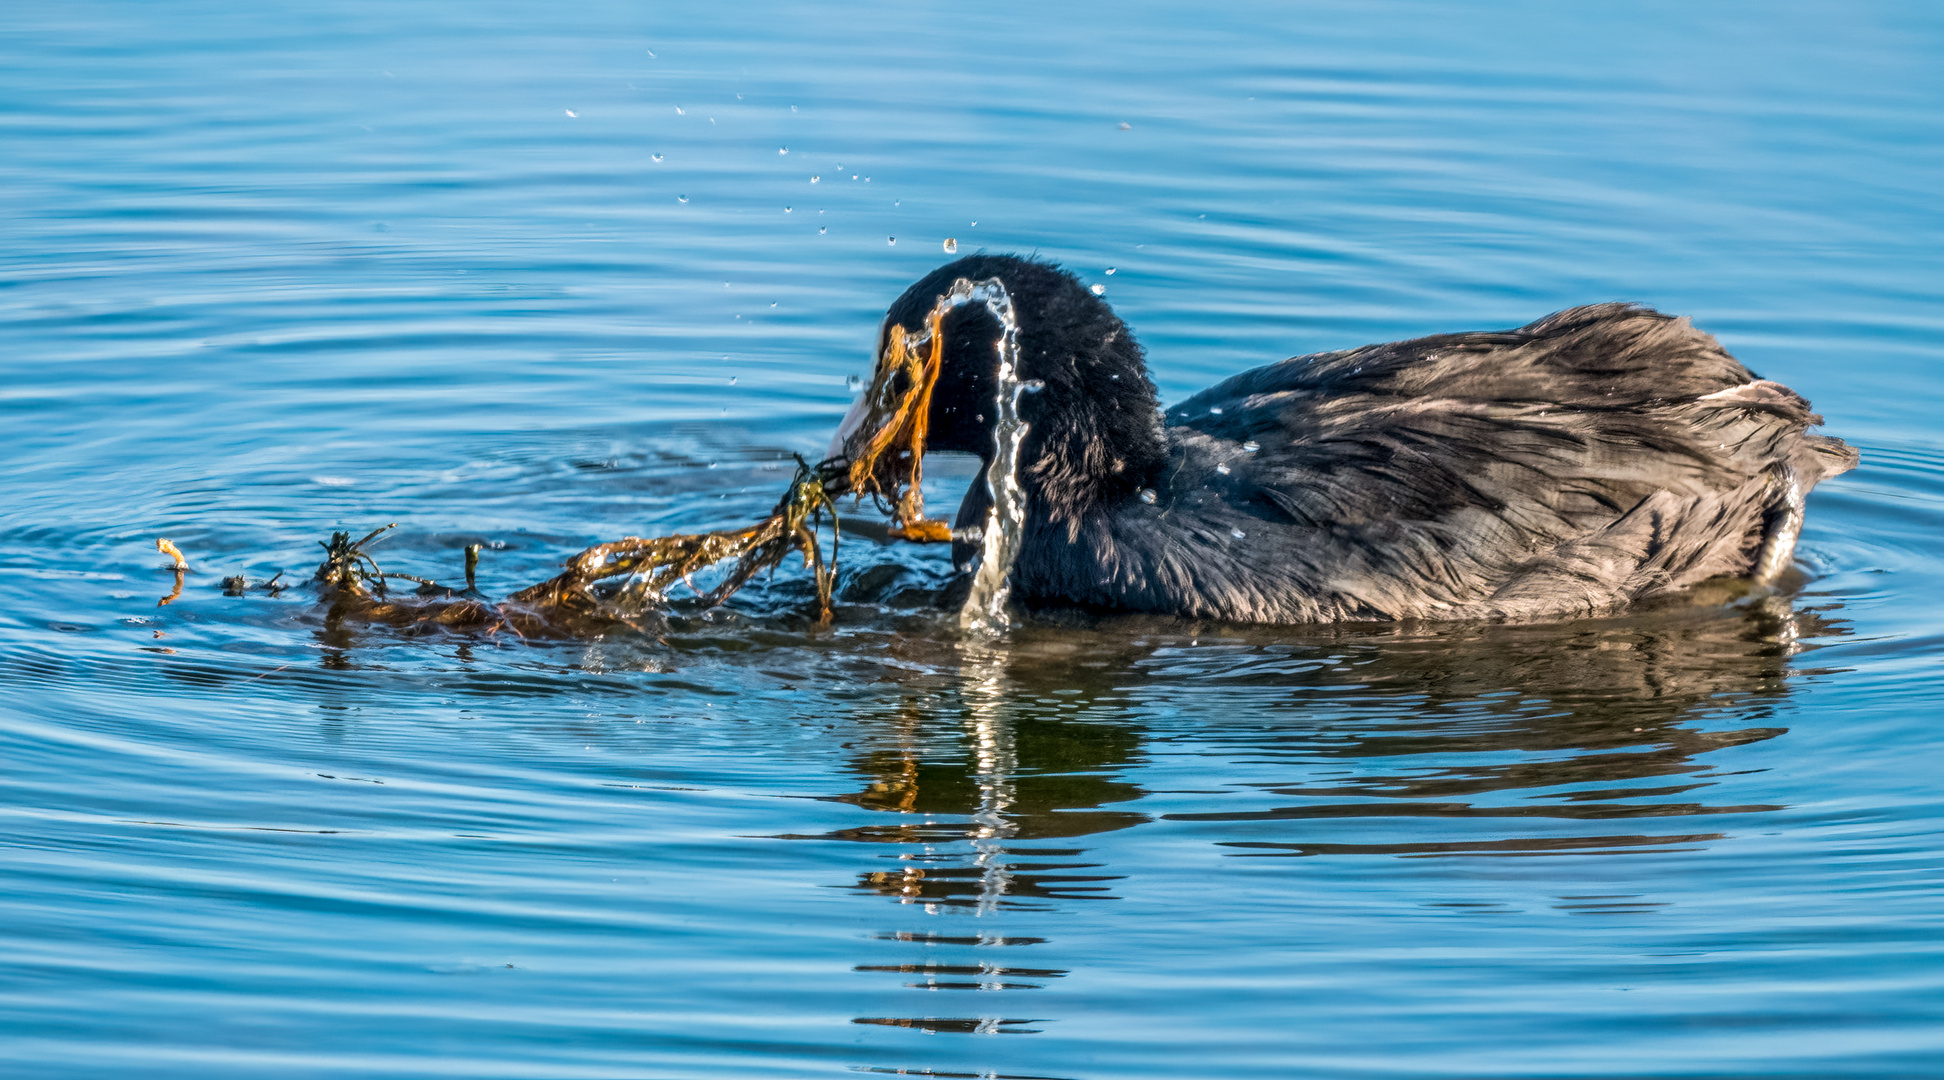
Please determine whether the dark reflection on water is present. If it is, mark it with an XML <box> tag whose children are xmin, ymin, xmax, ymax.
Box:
<box><xmin>799</xmin><ymin>652</ymin><xmax>1147</xmax><ymax>940</ymax></box>
<box><xmin>807</xmin><ymin>596</ymin><xmax>1823</xmax><ymax>857</ymax></box>
<box><xmin>1167</xmin><ymin>601</ymin><xmax>1826</xmax><ymax>857</ymax></box>
<box><xmin>753</xmin><ymin>592</ymin><xmax>1839</xmax><ymax>1035</ymax></box>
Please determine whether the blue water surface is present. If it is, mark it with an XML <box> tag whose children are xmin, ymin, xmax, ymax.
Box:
<box><xmin>3</xmin><ymin>1</ymin><xmax>1942</xmax><ymax>1077</ymax></box>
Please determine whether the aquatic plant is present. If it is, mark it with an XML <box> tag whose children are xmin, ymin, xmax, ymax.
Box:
<box><xmin>152</xmin><ymin>280</ymin><xmax>1021</xmax><ymax>634</ymax></box>
<box><xmin>508</xmin><ymin>453</ymin><xmax>854</xmax><ymax>624</ymax></box>
<box><xmin>500</xmin><ymin>299</ymin><xmax>976</xmax><ymax>628</ymax></box>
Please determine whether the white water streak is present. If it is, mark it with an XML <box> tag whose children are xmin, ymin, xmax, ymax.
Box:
<box><xmin>943</xmin><ymin>279</ymin><xmax>1040</xmax><ymax>633</ymax></box>
<box><xmin>880</xmin><ymin>276</ymin><xmax>1037</xmax><ymax>633</ymax></box>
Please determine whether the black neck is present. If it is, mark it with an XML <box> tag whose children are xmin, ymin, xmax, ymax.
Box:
<box><xmin>1011</xmin><ymin>307</ymin><xmax>1166</xmax><ymax>525</ymax></box>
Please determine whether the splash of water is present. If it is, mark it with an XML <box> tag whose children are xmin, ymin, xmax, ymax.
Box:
<box><xmin>870</xmin><ymin>276</ymin><xmax>1037</xmax><ymax>633</ymax></box>
<box><xmin>912</xmin><ymin>278</ymin><xmax>1039</xmax><ymax>634</ymax></box>
<box><xmin>960</xmin><ymin>367</ymin><xmax>1040</xmax><ymax>633</ymax></box>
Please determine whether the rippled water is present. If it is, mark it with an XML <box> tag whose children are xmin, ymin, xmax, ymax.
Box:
<box><xmin>5</xmin><ymin>2</ymin><xmax>1943</xmax><ymax>1077</ymax></box>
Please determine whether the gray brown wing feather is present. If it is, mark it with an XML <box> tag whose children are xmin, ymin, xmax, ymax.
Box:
<box><xmin>1094</xmin><ymin>304</ymin><xmax>1856</xmax><ymax>621</ymax></box>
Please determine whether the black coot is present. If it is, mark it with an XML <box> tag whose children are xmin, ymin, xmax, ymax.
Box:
<box><xmin>832</xmin><ymin>255</ymin><xmax>1857</xmax><ymax>623</ymax></box>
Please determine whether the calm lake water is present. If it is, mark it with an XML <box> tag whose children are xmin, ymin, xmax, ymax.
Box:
<box><xmin>4</xmin><ymin>2</ymin><xmax>1942</xmax><ymax>1077</ymax></box>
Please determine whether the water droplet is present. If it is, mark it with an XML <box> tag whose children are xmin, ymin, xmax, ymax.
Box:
<box><xmin>851</xmin><ymin>174</ymin><xmax>858</xmax><ymax>180</ymax></box>
<box><xmin>651</xmin><ymin>154</ymin><xmax>664</xmax><ymax>162</ymax></box>
<box><xmin>943</xmin><ymin>238</ymin><xmax>958</xmax><ymax>254</ymax></box>
<box><xmin>847</xmin><ymin>374</ymin><xmax>861</xmax><ymax>390</ymax></box>
<box><xmin>1109</xmin><ymin>373</ymin><xmax>1119</xmax><ymax>380</ymax></box>
<box><xmin>1230</xmin><ymin>528</ymin><xmax>1246</xmax><ymax>540</ymax></box>
<box><xmin>893</xmin><ymin>199</ymin><xmax>900</xmax><ymax>206</ymax></box>
<box><xmin>819</xmin><ymin>226</ymin><xmax>827</xmax><ymax>234</ymax></box>
<box><xmin>783</xmin><ymin>206</ymin><xmax>792</xmax><ymax>213</ymax></box>
<box><xmin>675</xmin><ymin>106</ymin><xmax>684</xmax><ymax>114</ymax></box>
<box><xmin>810</xmin><ymin>175</ymin><xmax>820</xmax><ymax>183</ymax></box>
<box><xmin>677</xmin><ymin>194</ymin><xmax>688</xmax><ymax>203</ymax></box>
<box><xmin>1243</xmin><ymin>440</ymin><xmax>1261</xmax><ymax>453</ymax></box>
<box><xmin>778</xmin><ymin>146</ymin><xmax>788</xmax><ymax>155</ymax></box>
<box><xmin>1210</xmin><ymin>406</ymin><xmax>1223</xmax><ymax>415</ymax></box>
<box><xmin>1117</xmin><ymin>121</ymin><xmax>1131</xmax><ymax>130</ymax></box>
<box><xmin>887</xmin><ymin>236</ymin><xmax>896</xmax><ymax>245</ymax></box>
<box><xmin>1090</xmin><ymin>283</ymin><xmax>1105</xmax><ymax>295</ymax></box>
<box><xmin>1138</xmin><ymin>489</ymin><xmax>1157</xmax><ymax>504</ymax></box>
<box><xmin>970</xmin><ymin>220</ymin><xmax>977</xmax><ymax>226</ymax></box>
<box><xmin>1215</xmin><ymin>463</ymin><xmax>1230</xmax><ymax>475</ymax></box>
<box><xmin>1105</xmin><ymin>267</ymin><xmax>1116</xmax><ymax>275</ymax></box>
<box><xmin>564</xmin><ymin>108</ymin><xmax>578</xmax><ymax>118</ymax></box>
<box><xmin>790</xmin><ymin>104</ymin><xmax>797</xmax><ymax>112</ymax></box>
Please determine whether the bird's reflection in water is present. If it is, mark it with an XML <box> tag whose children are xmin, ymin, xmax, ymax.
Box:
<box><xmin>831</xmin><ymin>639</ymin><xmax>1146</xmax><ymax>1044</ymax></box>
<box><xmin>818</xmin><ymin>638</ymin><xmax>1149</xmax><ymax>912</ymax></box>
<box><xmin>816</xmin><ymin>591</ymin><xmax>1840</xmax><ymax>1040</ymax></box>
<box><xmin>1159</xmin><ymin>593</ymin><xmax>1834</xmax><ymax>858</ymax></box>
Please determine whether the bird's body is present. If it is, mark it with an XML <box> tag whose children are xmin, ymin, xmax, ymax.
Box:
<box><xmin>835</xmin><ymin>256</ymin><xmax>1856</xmax><ymax>624</ymax></box>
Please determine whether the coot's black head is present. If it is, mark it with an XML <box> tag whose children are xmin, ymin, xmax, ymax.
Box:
<box><xmin>829</xmin><ymin>254</ymin><xmax>1167</xmax><ymax>525</ymax></box>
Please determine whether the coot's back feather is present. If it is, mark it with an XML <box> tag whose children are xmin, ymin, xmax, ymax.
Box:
<box><xmin>1013</xmin><ymin>303</ymin><xmax>1855</xmax><ymax>622</ymax></box>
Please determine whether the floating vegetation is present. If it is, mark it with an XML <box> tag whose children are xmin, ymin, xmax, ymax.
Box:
<box><xmin>152</xmin><ymin>279</ymin><xmax>1018</xmax><ymax>636</ymax></box>
<box><xmin>222</xmin><ymin>571</ymin><xmax>284</xmax><ymax>597</ymax></box>
<box><xmin>507</xmin><ymin>454</ymin><xmax>851</xmax><ymax>626</ymax></box>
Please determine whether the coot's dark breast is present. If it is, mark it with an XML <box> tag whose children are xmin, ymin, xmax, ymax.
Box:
<box><xmin>1012</xmin><ymin>304</ymin><xmax>1858</xmax><ymax>623</ymax></box>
